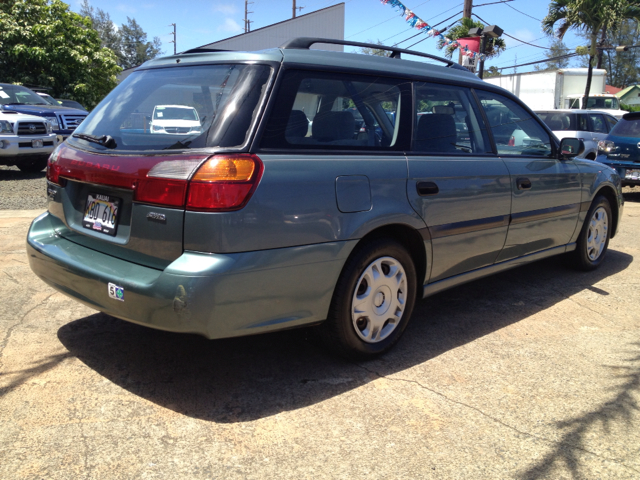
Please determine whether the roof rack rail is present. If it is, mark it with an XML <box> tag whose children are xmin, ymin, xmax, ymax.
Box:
<box><xmin>180</xmin><ymin>47</ymin><xmax>232</xmax><ymax>55</ymax></box>
<box><xmin>280</xmin><ymin>37</ymin><xmax>470</xmax><ymax>71</ymax></box>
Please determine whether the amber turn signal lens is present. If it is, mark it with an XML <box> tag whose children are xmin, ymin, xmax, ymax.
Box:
<box><xmin>192</xmin><ymin>157</ymin><xmax>255</xmax><ymax>182</ymax></box>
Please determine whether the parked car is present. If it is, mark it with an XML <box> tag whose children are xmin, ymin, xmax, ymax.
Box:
<box><xmin>150</xmin><ymin>105</ymin><xmax>202</xmax><ymax>135</ymax></box>
<box><xmin>0</xmin><ymin>83</ymin><xmax>88</xmax><ymax>141</ymax></box>
<box><xmin>36</xmin><ymin>92</ymin><xmax>59</xmax><ymax>106</ymax></box>
<box><xmin>0</xmin><ymin>110</ymin><xmax>58</xmax><ymax>172</ymax></box>
<box><xmin>596</xmin><ymin>111</ymin><xmax>640</xmax><ymax>186</ymax></box>
<box><xmin>57</xmin><ymin>99</ymin><xmax>87</xmax><ymax>111</ymax></box>
<box><xmin>27</xmin><ymin>38</ymin><xmax>623</xmax><ymax>358</ymax></box>
<box><xmin>536</xmin><ymin>109</ymin><xmax>618</xmax><ymax>160</ymax></box>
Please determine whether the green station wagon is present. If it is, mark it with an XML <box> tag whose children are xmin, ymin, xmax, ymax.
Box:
<box><xmin>27</xmin><ymin>38</ymin><xmax>624</xmax><ymax>358</ymax></box>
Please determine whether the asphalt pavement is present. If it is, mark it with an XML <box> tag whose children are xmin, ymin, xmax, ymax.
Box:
<box><xmin>1</xmin><ymin>194</ymin><xmax>639</xmax><ymax>479</ymax></box>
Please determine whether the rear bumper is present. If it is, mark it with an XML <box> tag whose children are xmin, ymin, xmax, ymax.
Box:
<box><xmin>596</xmin><ymin>157</ymin><xmax>640</xmax><ymax>186</ymax></box>
<box><xmin>27</xmin><ymin>212</ymin><xmax>355</xmax><ymax>339</ymax></box>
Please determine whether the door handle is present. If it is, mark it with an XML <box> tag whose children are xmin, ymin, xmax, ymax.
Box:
<box><xmin>516</xmin><ymin>177</ymin><xmax>532</xmax><ymax>190</ymax></box>
<box><xmin>416</xmin><ymin>181</ymin><xmax>439</xmax><ymax>196</ymax></box>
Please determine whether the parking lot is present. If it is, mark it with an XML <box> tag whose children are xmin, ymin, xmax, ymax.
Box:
<box><xmin>1</xmin><ymin>172</ymin><xmax>639</xmax><ymax>478</ymax></box>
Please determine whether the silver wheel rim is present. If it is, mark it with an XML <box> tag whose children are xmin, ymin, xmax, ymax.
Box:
<box><xmin>351</xmin><ymin>256</ymin><xmax>407</xmax><ymax>344</ymax></box>
<box><xmin>586</xmin><ymin>206</ymin><xmax>608</xmax><ymax>261</ymax></box>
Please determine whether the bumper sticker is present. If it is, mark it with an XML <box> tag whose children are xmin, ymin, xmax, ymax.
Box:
<box><xmin>108</xmin><ymin>283</ymin><xmax>124</xmax><ymax>301</ymax></box>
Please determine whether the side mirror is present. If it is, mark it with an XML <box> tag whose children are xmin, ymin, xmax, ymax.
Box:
<box><xmin>558</xmin><ymin>137</ymin><xmax>584</xmax><ymax>160</ymax></box>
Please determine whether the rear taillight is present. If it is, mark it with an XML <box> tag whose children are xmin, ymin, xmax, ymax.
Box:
<box><xmin>46</xmin><ymin>144</ymin><xmax>64</xmax><ymax>185</ymax></box>
<box><xmin>135</xmin><ymin>178</ymin><xmax>188</xmax><ymax>207</ymax></box>
<box><xmin>598</xmin><ymin>140</ymin><xmax>616</xmax><ymax>153</ymax></box>
<box><xmin>186</xmin><ymin>154</ymin><xmax>263</xmax><ymax>211</ymax></box>
<box><xmin>508</xmin><ymin>136</ymin><xmax>515</xmax><ymax>147</ymax></box>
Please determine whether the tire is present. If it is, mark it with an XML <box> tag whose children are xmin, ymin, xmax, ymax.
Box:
<box><xmin>317</xmin><ymin>238</ymin><xmax>418</xmax><ymax>359</ymax></box>
<box><xmin>17</xmin><ymin>158</ymin><xmax>48</xmax><ymax>173</ymax></box>
<box><xmin>569</xmin><ymin>195</ymin><xmax>612</xmax><ymax>271</ymax></box>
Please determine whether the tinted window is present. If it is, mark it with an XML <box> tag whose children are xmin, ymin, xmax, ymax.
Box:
<box><xmin>589</xmin><ymin>114</ymin><xmax>607</xmax><ymax>133</ymax></box>
<box><xmin>605</xmin><ymin>115</ymin><xmax>618</xmax><ymax>131</ymax></box>
<box><xmin>412</xmin><ymin>83</ymin><xmax>490</xmax><ymax>154</ymax></box>
<box><xmin>71</xmin><ymin>64</ymin><xmax>272</xmax><ymax>152</ymax></box>
<box><xmin>477</xmin><ymin>91</ymin><xmax>553</xmax><ymax>157</ymax></box>
<box><xmin>261</xmin><ymin>70</ymin><xmax>409</xmax><ymax>150</ymax></box>
<box><xmin>536</xmin><ymin>112</ymin><xmax>578</xmax><ymax>131</ymax></box>
<box><xmin>609</xmin><ymin>116</ymin><xmax>640</xmax><ymax>137</ymax></box>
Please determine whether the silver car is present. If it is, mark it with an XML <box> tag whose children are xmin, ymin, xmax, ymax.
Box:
<box><xmin>536</xmin><ymin>109</ymin><xmax>618</xmax><ymax>160</ymax></box>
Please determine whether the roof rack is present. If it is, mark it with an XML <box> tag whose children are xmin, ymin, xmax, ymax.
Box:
<box><xmin>180</xmin><ymin>47</ymin><xmax>232</xmax><ymax>55</ymax></box>
<box><xmin>280</xmin><ymin>38</ymin><xmax>470</xmax><ymax>71</ymax></box>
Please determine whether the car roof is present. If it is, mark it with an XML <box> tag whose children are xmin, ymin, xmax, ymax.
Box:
<box><xmin>535</xmin><ymin>109</ymin><xmax>615</xmax><ymax>115</ymax></box>
<box><xmin>136</xmin><ymin>38</ymin><xmax>488</xmax><ymax>88</ymax></box>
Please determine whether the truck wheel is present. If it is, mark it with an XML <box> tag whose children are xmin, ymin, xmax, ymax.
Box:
<box><xmin>17</xmin><ymin>158</ymin><xmax>48</xmax><ymax>173</ymax></box>
<box><xmin>317</xmin><ymin>238</ymin><xmax>417</xmax><ymax>359</ymax></box>
<box><xmin>569</xmin><ymin>195</ymin><xmax>612</xmax><ymax>271</ymax></box>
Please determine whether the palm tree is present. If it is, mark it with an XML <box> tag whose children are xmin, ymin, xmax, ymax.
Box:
<box><xmin>437</xmin><ymin>18</ymin><xmax>506</xmax><ymax>60</ymax></box>
<box><xmin>543</xmin><ymin>0</ymin><xmax>640</xmax><ymax>109</ymax></box>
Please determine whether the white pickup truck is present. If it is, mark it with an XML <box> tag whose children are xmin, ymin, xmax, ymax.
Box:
<box><xmin>0</xmin><ymin>110</ymin><xmax>58</xmax><ymax>172</ymax></box>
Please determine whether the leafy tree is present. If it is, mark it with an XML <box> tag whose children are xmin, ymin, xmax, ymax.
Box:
<box><xmin>437</xmin><ymin>17</ymin><xmax>506</xmax><ymax>60</ymax></box>
<box><xmin>119</xmin><ymin>17</ymin><xmax>162</xmax><ymax>69</ymax></box>
<box><xmin>0</xmin><ymin>0</ymin><xmax>121</xmax><ymax>109</ymax></box>
<box><xmin>534</xmin><ymin>38</ymin><xmax>572</xmax><ymax>71</ymax></box>
<box><xmin>483</xmin><ymin>66</ymin><xmax>501</xmax><ymax>77</ymax></box>
<box><xmin>543</xmin><ymin>0</ymin><xmax>640</xmax><ymax>108</ymax></box>
<box><xmin>80</xmin><ymin>0</ymin><xmax>120</xmax><ymax>54</ymax></box>
<box><xmin>358</xmin><ymin>40</ymin><xmax>391</xmax><ymax>57</ymax></box>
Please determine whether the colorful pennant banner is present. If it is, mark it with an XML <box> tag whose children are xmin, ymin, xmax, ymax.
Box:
<box><xmin>380</xmin><ymin>0</ymin><xmax>486</xmax><ymax>61</ymax></box>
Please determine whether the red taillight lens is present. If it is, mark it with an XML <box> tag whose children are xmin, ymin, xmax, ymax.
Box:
<box><xmin>508</xmin><ymin>136</ymin><xmax>515</xmax><ymax>147</ymax></box>
<box><xmin>46</xmin><ymin>146</ymin><xmax>64</xmax><ymax>185</ymax></box>
<box><xmin>187</xmin><ymin>154</ymin><xmax>263</xmax><ymax>211</ymax></box>
<box><xmin>135</xmin><ymin>178</ymin><xmax>188</xmax><ymax>207</ymax></box>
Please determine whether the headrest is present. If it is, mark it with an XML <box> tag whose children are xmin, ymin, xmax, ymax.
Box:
<box><xmin>312</xmin><ymin>111</ymin><xmax>355</xmax><ymax>142</ymax></box>
<box><xmin>432</xmin><ymin>105</ymin><xmax>455</xmax><ymax>115</ymax></box>
<box><xmin>286</xmin><ymin>110</ymin><xmax>309</xmax><ymax>139</ymax></box>
<box><xmin>417</xmin><ymin>114</ymin><xmax>457</xmax><ymax>139</ymax></box>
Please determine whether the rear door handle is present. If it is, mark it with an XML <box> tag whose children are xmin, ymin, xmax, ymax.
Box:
<box><xmin>416</xmin><ymin>181</ymin><xmax>439</xmax><ymax>196</ymax></box>
<box><xmin>516</xmin><ymin>177</ymin><xmax>532</xmax><ymax>190</ymax></box>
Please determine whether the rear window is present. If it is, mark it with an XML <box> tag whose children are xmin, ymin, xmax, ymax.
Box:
<box><xmin>536</xmin><ymin>112</ymin><xmax>578</xmax><ymax>131</ymax></box>
<box><xmin>70</xmin><ymin>64</ymin><xmax>272</xmax><ymax>152</ymax></box>
<box><xmin>609</xmin><ymin>116</ymin><xmax>640</xmax><ymax>137</ymax></box>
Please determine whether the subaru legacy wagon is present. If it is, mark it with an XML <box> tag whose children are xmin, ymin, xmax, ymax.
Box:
<box><xmin>27</xmin><ymin>38</ymin><xmax>623</xmax><ymax>358</ymax></box>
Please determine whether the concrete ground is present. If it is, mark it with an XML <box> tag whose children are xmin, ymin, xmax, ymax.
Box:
<box><xmin>1</xmin><ymin>196</ymin><xmax>639</xmax><ymax>479</ymax></box>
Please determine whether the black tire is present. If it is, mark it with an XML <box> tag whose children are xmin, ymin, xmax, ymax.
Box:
<box><xmin>17</xmin><ymin>158</ymin><xmax>48</xmax><ymax>173</ymax></box>
<box><xmin>569</xmin><ymin>195</ymin><xmax>612</xmax><ymax>271</ymax></box>
<box><xmin>316</xmin><ymin>238</ymin><xmax>418</xmax><ymax>359</ymax></box>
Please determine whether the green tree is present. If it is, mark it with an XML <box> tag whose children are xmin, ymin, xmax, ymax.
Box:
<box><xmin>0</xmin><ymin>0</ymin><xmax>121</xmax><ymax>109</ymax></box>
<box><xmin>119</xmin><ymin>17</ymin><xmax>162</xmax><ymax>69</ymax></box>
<box><xmin>80</xmin><ymin>0</ymin><xmax>121</xmax><ymax>54</ymax></box>
<box><xmin>358</xmin><ymin>40</ymin><xmax>391</xmax><ymax>57</ymax></box>
<box><xmin>483</xmin><ymin>66</ymin><xmax>501</xmax><ymax>77</ymax></box>
<box><xmin>437</xmin><ymin>17</ymin><xmax>506</xmax><ymax>60</ymax></box>
<box><xmin>605</xmin><ymin>20</ymin><xmax>640</xmax><ymax>87</ymax></box>
<box><xmin>534</xmin><ymin>38</ymin><xmax>572</xmax><ymax>71</ymax></box>
<box><xmin>543</xmin><ymin>0</ymin><xmax>640</xmax><ymax>108</ymax></box>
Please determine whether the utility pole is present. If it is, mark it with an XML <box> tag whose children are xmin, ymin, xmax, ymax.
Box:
<box><xmin>293</xmin><ymin>0</ymin><xmax>303</xmax><ymax>18</ymax></box>
<box><xmin>168</xmin><ymin>23</ymin><xmax>176</xmax><ymax>55</ymax></box>
<box><xmin>244</xmin><ymin>0</ymin><xmax>253</xmax><ymax>33</ymax></box>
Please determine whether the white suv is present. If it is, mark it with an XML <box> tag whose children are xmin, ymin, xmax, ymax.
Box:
<box><xmin>0</xmin><ymin>110</ymin><xmax>58</xmax><ymax>172</ymax></box>
<box><xmin>535</xmin><ymin>109</ymin><xmax>618</xmax><ymax>160</ymax></box>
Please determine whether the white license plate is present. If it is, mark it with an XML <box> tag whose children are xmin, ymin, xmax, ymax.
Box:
<box><xmin>82</xmin><ymin>193</ymin><xmax>121</xmax><ymax>236</ymax></box>
<box><xmin>625</xmin><ymin>169</ymin><xmax>640</xmax><ymax>180</ymax></box>
<box><xmin>31</xmin><ymin>139</ymin><xmax>43</xmax><ymax>148</ymax></box>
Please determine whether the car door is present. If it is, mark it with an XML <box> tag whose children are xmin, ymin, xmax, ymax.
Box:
<box><xmin>475</xmin><ymin>90</ymin><xmax>582</xmax><ymax>261</ymax></box>
<box><xmin>406</xmin><ymin>82</ymin><xmax>512</xmax><ymax>282</ymax></box>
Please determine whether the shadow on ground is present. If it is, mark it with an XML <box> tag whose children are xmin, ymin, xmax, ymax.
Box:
<box><xmin>0</xmin><ymin>168</ymin><xmax>46</xmax><ymax>181</ymax></box>
<box><xmin>55</xmin><ymin>249</ymin><xmax>633</xmax><ymax>426</ymax></box>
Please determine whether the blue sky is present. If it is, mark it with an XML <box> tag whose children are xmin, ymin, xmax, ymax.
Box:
<box><xmin>69</xmin><ymin>0</ymin><xmax>586</xmax><ymax>73</ymax></box>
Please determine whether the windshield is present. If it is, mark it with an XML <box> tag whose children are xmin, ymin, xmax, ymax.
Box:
<box><xmin>609</xmin><ymin>117</ymin><xmax>640</xmax><ymax>137</ymax></box>
<box><xmin>569</xmin><ymin>96</ymin><xmax>620</xmax><ymax>110</ymax></box>
<box><xmin>70</xmin><ymin>64</ymin><xmax>272</xmax><ymax>152</ymax></box>
<box><xmin>0</xmin><ymin>84</ymin><xmax>49</xmax><ymax>105</ymax></box>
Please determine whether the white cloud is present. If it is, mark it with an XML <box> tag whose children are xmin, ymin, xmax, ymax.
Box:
<box><xmin>218</xmin><ymin>18</ymin><xmax>242</xmax><ymax>33</ymax></box>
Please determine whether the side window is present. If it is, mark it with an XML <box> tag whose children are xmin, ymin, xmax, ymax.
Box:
<box><xmin>605</xmin><ymin>115</ymin><xmax>618</xmax><ymax>132</ymax></box>
<box><xmin>578</xmin><ymin>114</ymin><xmax>589</xmax><ymax>131</ymax></box>
<box><xmin>589</xmin><ymin>114</ymin><xmax>607</xmax><ymax>133</ymax></box>
<box><xmin>476</xmin><ymin>90</ymin><xmax>553</xmax><ymax>157</ymax></box>
<box><xmin>412</xmin><ymin>83</ymin><xmax>490</xmax><ymax>154</ymax></box>
<box><xmin>260</xmin><ymin>70</ymin><xmax>409</xmax><ymax>150</ymax></box>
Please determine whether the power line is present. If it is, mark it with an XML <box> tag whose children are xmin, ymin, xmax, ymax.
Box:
<box><xmin>347</xmin><ymin>0</ymin><xmax>431</xmax><ymax>40</ymax></box>
<box><xmin>502</xmin><ymin>2</ymin><xmax>542</xmax><ymax>22</ymax></box>
<box><xmin>502</xmin><ymin>33</ymin><xmax>549</xmax><ymax>49</ymax></box>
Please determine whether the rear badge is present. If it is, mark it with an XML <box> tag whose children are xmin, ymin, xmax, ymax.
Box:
<box><xmin>147</xmin><ymin>212</ymin><xmax>166</xmax><ymax>222</ymax></box>
<box><xmin>108</xmin><ymin>283</ymin><xmax>124</xmax><ymax>301</ymax></box>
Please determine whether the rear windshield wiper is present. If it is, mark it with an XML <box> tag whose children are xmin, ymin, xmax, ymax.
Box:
<box><xmin>73</xmin><ymin>133</ymin><xmax>117</xmax><ymax>149</ymax></box>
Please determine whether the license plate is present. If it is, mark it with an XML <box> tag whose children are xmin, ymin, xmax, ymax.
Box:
<box><xmin>625</xmin><ymin>169</ymin><xmax>640</xmax><ymax>180</ymax></box>
<box><xmin>31</xmin><ymin>139</ymin><xmax>43</xmax><ymax>148</ymax></box>
<box><xmin>83</xmin><ymin>193</ymin><xmax>121</xmax><ymax>236</ymax></box>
